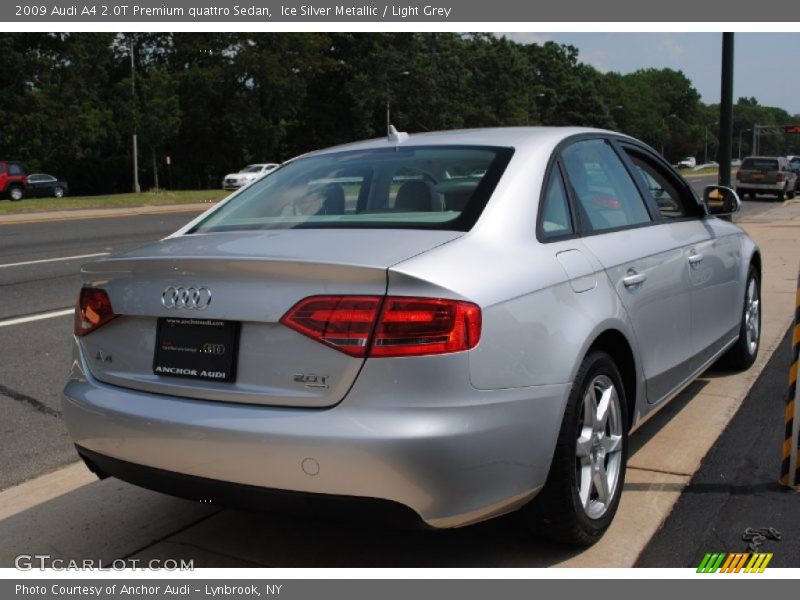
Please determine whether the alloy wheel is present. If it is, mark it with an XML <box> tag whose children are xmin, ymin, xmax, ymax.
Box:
<box><xmin>575</xmin><ymin>375</ymin><xmax>624</xmax><ymax>519</ymax></box>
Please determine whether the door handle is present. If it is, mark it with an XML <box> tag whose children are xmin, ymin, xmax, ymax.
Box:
<box><xmin>622</xmin><ymin>270</ymin><xmax>647</xmax><ymax>287</ymax></box>
<box><xmin>688</xmin><ymin>252</ymin><xmax>704</xmax><ymax>265</ymax></box>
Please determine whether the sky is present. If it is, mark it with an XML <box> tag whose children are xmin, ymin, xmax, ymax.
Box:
<box><xmin>503</xmin><ymin>33</ymin><xmax>800</xmax><ymax>116</ymax></box>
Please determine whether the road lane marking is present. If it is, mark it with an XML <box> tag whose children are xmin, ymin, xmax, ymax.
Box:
<box><xmin>0</xmin><ymin>252</ymin><xmax>109</xmax><ymax>269</ymax></box>
<box><xmin>0</xmin><ymin>308</ymin><xmax>73</xmax><ymax>328</ymax></box>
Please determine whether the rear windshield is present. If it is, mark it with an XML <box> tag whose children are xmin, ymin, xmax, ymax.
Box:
<box><xmin>741</xmin><ymin>158</ymin><xmax>779</xmax><ymax>171</ymax></box>
<box><xmin>191</xmin><ymin>145</ymin><xmax>513</xmax><ymax>233</ymax></box>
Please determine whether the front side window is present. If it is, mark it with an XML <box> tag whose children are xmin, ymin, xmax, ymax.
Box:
<box><xmin>627</xmin><ymin>152</ymin><xmax>692</xmax><ymax>220</ymax></box>
<box><xmin>191</xmin><ymin>146</ymin><xmax>513</xmax><ymax>233</ymax></box>
<box><xmin>561</xmin><ymin>139</ymin><xmax>651</xmax><ymax>232</ymax></box>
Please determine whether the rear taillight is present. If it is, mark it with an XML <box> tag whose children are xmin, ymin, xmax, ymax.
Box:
<box><xmin>371</xmin><ymin>297</ymin><xmax>481</xmax><ymax>357</ymax></box>
<box><xmin>278</xmin><ymin>296</ymin><xmax>381</xmax><ymax>357</ymax></box>
<box><xmin>735</xmin><ymin>170</ymin><xmax>741</xmax><ymax>180</ymax></box>
<box><xmin>280</xmin><ymin>295</ymin><xmax>481</xmax><ymax>358</ymax></box>
<box><xmin>74</xmin><ymin>288</ymin><xmax>117</xmax><ymax>336</ymax></box>
<box><xmin>776</xmin><ymin>172</ymin><xmax>785</xmax><ymax>182</ymax></box>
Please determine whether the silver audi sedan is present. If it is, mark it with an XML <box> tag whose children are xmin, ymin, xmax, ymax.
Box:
<box><xmin>64</xmin><ymin>127</ymin><xmax>760</xmax><ymax>545</ymax></box>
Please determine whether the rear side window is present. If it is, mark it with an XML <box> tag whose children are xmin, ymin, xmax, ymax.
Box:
<box><xmin>191</xmin><ymin>146</ymin><xmax>513</xmax><ymax>233</ymax></box>
<box><xmin>8</xmin><ymin>164</ymin><xmax>22</xmax><ymax>175</ymax></box>
<box><xmin>539</xmin><ymin>166</ymin><xmax>574</xmax><ymax>238</ymax></box>
<box><xmin>742</xmin><ymin>158</ymin><xmax>779</xmax><ymax>171</ymax></box>
<box><xmin>561</xmin><ymin>139</ymin><xmax>651</xmax><ymax>232</ymax></box>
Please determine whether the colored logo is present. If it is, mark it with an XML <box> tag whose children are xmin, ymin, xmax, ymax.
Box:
<box><xmin>697</xmin><ymin>552</ymin><xmax>773</xmax><ymax>573</ymax></box>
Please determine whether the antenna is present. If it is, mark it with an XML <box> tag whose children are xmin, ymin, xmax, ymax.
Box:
<box><xmin>387</xmin><ymin>124</ymin><xmax>409</xmax><ymax>145</ymax></box>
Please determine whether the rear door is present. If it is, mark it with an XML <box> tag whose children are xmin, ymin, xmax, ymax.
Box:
<box><xmin>26</xmin><ymin>174</ymin><xmax>44</xmax><ymax>196</ymax></box>
<box><xmin>560</xmin><ymin>137</ymin><xmax>694</xmax><ymax>403</ymax></box>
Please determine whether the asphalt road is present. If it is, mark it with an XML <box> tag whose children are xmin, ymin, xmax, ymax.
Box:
<box><xmin>637</xmin><ymin>327</ymin><xmax>798</xmax><ymax>568</ymax></box>
<box><xmin>0</xmin><ymin>211</ymin><xmax>199</xmax><ymax>489</ymax></box>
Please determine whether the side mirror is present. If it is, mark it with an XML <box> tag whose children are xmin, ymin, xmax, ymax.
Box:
<box><xmin>703</xmin><ymin>185</ymin><xmax>740</xmax><ymax>216</ymax></box>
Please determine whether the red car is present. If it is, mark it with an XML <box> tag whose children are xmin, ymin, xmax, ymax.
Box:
<box><xmin>0</xmin><ymin>161</ymin><xmax>28</xmax><ymax>201</ymax></box>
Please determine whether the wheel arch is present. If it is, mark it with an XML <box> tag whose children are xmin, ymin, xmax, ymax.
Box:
<box><xmin>749</xmin><ymin>249</ymin><xmax>762</xmax><ymax>279</ymax></box>
<box><xmin>584</xmin><ymin>329</ymin><xmax>638</xmax><ymax>430</ymax></box>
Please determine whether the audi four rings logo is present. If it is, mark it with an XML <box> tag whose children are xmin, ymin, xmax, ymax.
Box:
<box><xmin>202</xmin><ymin>343</ymin><xmax>226</xmax><ymax>355</ymax></box>
<box><xmin>161</xmin><ymin>286</ymin><xmax>212</xmax><ymax>310</ymax></box>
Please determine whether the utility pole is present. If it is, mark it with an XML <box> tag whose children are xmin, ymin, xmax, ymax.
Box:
<box><xmin>131</xmin><ymin>39</ymin><xmax>140</xmax><ymax>193</ymax></box>
<box><xmin>718</xmin><ymin>33</ymin><xmax>734</xmax><ymax>187</ymax></box>
<box><xmin>738</xmin><ymin>128</ymin><xmax>751</xmax><ymax>160</ymax></box>
<box><xmin>704</xmin><ymin>124</ymin><xmax>717</xmax><ymax>165</ymax></box>
<box><xmin>752</xmin><ymin>126</ymin><xmax>759</xmax><ymax>156</ymax></box>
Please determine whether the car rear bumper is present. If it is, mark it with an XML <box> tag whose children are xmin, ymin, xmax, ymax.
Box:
<box><xmin>63</xmin><ymin>341</ymin><xmax>567</xmax><ymax>528</ymax></box>
<box><xmin>736</xmin><ymin>182</ymin><xmax>786</xmax><ymax>192</ymax></box>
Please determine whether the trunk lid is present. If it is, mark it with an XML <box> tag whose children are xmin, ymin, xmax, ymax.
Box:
<box><xmin>78</xmin><ymin>229</ymin><xmax>461</xmax><ymax>407</ymax></box>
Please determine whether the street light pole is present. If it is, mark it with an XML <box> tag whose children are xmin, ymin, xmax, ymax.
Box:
<box><xmin>385</xmin><ymin>71</ymin><xmax>410</xmax><ymax>134</ymax></box>
<box><xmin>130</xmin><ymin>39</ymin><xmax>140</xmax><ymax>194</ymax></box>
<box><xmin>704</xmin><ymin>123</ymin><xmax>717</xmax><ymax>165</ymax></box>
<box><xmin>661</xmin><ymin>113</ymin><xmax>677</xmax><ymax>157</ymax></box>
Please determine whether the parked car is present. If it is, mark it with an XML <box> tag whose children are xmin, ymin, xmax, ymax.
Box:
<box><xmin>788</xmin><ymin>156</ymin><xmax>800</xmax><ymax>192</ymax></box>
<box><xmin>677</xmin><ymin>156</ymin><xmax>697</xmax><ymax>169</ymax></box>
<box><xmin>222</xmin><ymin>163</ymin><xmax>279</xmax><ymax>190</ymax></box>
<box><xmin>65</xmin><ymin>127</ymin><xmax>760</xmax><ymax>546</ymax></box>
<box><xmin>736</xmin><ymin>156</ymin><xmax>797</xmax><ymax>200</ymax></box>
<box><xmin>26</xmin><ymin>173</ymin><xmax>69</xmax><ymax>198</ymax></box>
<box><xmin>0</xmin><ymin>160</ymin><xmax>28</xmax><ymax>201</ymax></box>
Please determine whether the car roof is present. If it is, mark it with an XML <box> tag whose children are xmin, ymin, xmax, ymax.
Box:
<box><xmin>300</xmin><ymin>127</ymin><xmax>628</xmax><ymax>157</ymax></box>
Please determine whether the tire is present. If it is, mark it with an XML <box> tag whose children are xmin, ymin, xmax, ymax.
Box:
<box><xmin>777</xmin><ymin>190</ymin><xmax>785</xmax><ymax>201</ymax></box>
<box><xmin>8</xmin><ymin>185</ymin><xmax>23</xmax><ymax>201</ymax></box>
<box><xmin>720</xmin><ymin>265</ymin><xmax>760</xmax><ymax>370</ymax></box>
<box><xmin>788</xmin><ymin>188</ymin><xmax>796</xmax><ymax>200</ymax></box>
<box><xmin>53</xmin><ymin>186</ymin><xmax>64</xmax><ymax>198</ymax></box>
<box><xmin>524</xmin><ymin>351</ymin><xmax>628</xmax><ymax>546</ymax></box>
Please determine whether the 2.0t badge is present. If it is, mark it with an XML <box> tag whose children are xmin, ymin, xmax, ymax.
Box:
<box><xmin>161</xmin><ymin>286</ymin><xmax>212</xmax><ymax>310</ymax></box>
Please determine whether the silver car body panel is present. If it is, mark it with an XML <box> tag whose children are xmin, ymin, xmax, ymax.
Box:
<box><xmin>64</xmin><ymin>127</ymin><xmax>759</xmax><ymax>528</ymax></box>
<box><xmin>65</xmin><ymin>341</ymin><xmax>567</xmax><ymax>527</ymax></box>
